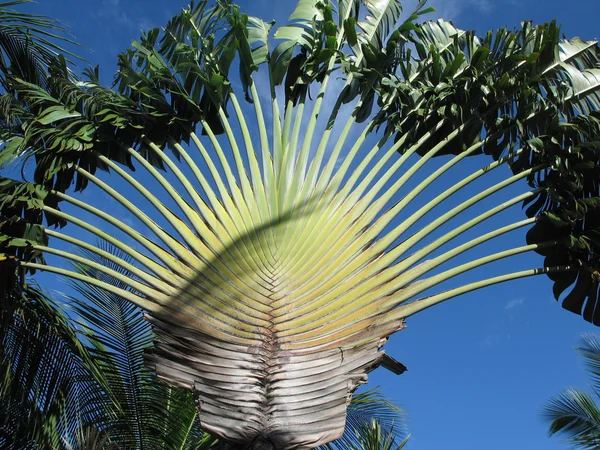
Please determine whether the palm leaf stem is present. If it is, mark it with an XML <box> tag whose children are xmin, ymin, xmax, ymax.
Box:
<box><xmin>216</xmin><ymin>106</ymin><xmax>275</xmax><ymax>263</ymax></box>
<box><xmin>70</xmin><ymin>166</ymin><xmax>200</xmax><ymax>266</ymax></box>
<box><xmin>35</xmin><ymin>241</ymin><xmax>174</xmax><ymax>295</ymax></box>
<box><xmin>272</xmin><ymin>188</ymin><xmax>538</xmax><ymax>319</ymax></box>
<box><xmin>292</xmin><ymin>204</ymin><xmax>539</xmax><ymax>328</ymax></box>
<box><xmin>277</xmin><ymin>99</ymin><xmax>295</xmax><ymax>183</ymax></box>
<box><xmin>43</xmin><ymin>201</ymin><xmax>275</xmax><ymax>323</ymax></box>
<box><xmin>279</xmin><ymin>241</ymin><xmax>558</xmax><ymax>340</ymax></box>
<box><xmin>303</xmin><ymin>162</ymin><xmax>538</xmax><ymax>291</ymax></box>
<box><xmin>397</xmin><ymin>265</ymin><xmax>574</xmax><ymax>318</ymax></box>
<box><xmin>34</xmin><ymin>246</ymin><xmax>168</xmax><ymax>302</ymax></box>
<box><xmin>286</xmin><ymin>57</ymin><xmax>342</xmax><ymax>212</ymax></box>
<box><xmin>41</xmin><ymin>201</ymin><xmax>187</xmax><ymax>277</ymax></box>
<box><xmin>229</xmin><ymin>92</ymin><xmax>276</xmax><ymax>251</ymax></box>
<box><xmin>276</xmin><ymin>124</ymin><xmax>493</xmax><ymax>283</ymax></box>
<box><xmin>249</xmin><ymin>81</ymin><xmax>276</xmax><ymax>213</ymax></box>
<box><xmin>273</xmin><ymin>109</ymin><xmax>385</xmax><ymax>261</ymax></box>
<box><xmin>274</xmin><ymin>119</ymin><xmax>444</xmax><ymax>266</ymax></box>
<box><xmin>389</xmin><ymin>215</ymin><xmax>538</xmax><ymax>282</ymax></box>
<box><xmin>229</xmin><ymin>93</ymin><xmax>272</xmax><ymax>217</ymax></box>
<box><xmin>42</xmin><ymin>216</ymin><xmax>172</xmax><ymax>281</ymax></box>
<box><xmin>20</xmin><ymin>262</ymin><xmax>154</xmax><ymax>310</ymax></box>
<box><xmin>143</xmin><ymin>135</ymin><xmax>275</xmax><ymax>283</ymax></box>
<box><xmin>183</xmin><ymin>131</ymin><xmax>276</xmax><ymax>286</ymax></box>
<box><xmin>278</xmin><ymin>96</ymin><xmax>307</xmax><ymax>216</ymax></box>
<box><xmin>92</xmin><ymin>153</ymin><xmax>218</xmax><ymax>258</ymax></box>
<box><xmin>288</xmin><ymin>264</ymin><xmax>573</xmax><ymax>352</ymax></box>
<box><xmin>383</xmin><ymin>170</ymin><xmax>542</xmax><ymax>260</ymax></box>
<box><xmin>283</xmin><ymin>176</ymin><xmax>538</xmax><ymax>312</ymax></box>
<box><xmin>166</xmin><ymin>140</ymin><xmax>265</xmax><ymax>255</ymax></box>
<box><xmin>198</xmin><ymin>120</ymin><xmax>275</xmax><ymax>275</ymax></box>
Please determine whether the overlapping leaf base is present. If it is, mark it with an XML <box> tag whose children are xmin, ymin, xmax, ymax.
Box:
<box><xmin>146</xmin><ymin>319</ymin><xmax>387</xmax><ymax>448</ymax></box>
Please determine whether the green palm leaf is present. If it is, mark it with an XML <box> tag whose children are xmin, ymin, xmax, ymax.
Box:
<box><xmin>543</xmin><ymin>335</ymin><xmax>600</xmax><ymax>449</ymax></box>
<box><xmin>348</xmin><ymin>420</ymin><xmax>408</xmax><ymax>450</ymax></box>
<box><xmin>0</xmin><ymin>0</ymin><xmax>81</xmax><ymax>88</ymax></box>
<box><xmin>329</xmin><ymin>389</ymin><xmax>407</xmax><ymax>450</ymax></box>
<box><xmin>357</xmin><ymin>0</ymin><xmax>404</xmax><ymax>47</ymax></box>
<box><xmin>544</xmin><ymin>389</ymin><xmax>600</xmax><ymax>449</ymax></box>
<box><xmin>68</xmin><ymin>243</ymin><xmax>203</xmax><ymax>450</ymax></box>
<box><xmin>0</xmin><ymin>285</ymin><xmax>105</xmax><ymax>449</ymax></box>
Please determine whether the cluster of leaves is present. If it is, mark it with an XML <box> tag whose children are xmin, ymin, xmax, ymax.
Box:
<box><xmin>543</xmin><ymin>334</ymin><xmax>600</xmax><ymax>449</ymax></box>
<box><xmin>353</xmin><ymin>18</ymin><xmax>600</xmax><ymax>323</ymax></box>
<box><xmin>0</xmin><ymin>284</ymin><xmax>105</xmax><ymax>449</ymax></box>
<box><xmin>66</xmin><ymin>245</ymin><xmax>207</xmax><ymax>450</ymax></box>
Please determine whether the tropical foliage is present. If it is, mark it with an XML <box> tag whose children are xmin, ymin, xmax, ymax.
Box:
<box><xmin>1</xmin><ymin>0</ymin><xmax>600</xmax><ymax>448</ymax></box>
<box><xmin>0</xmin><ymin>284</ymin><xmax>103</xmax><ymax>449</ymax></box>
<box><xmin>543</xmin><ymin>334</ymin><xmax>600</xmax><ymax>449</ymax></box>
<box><xmin>0</xmin><ymin>0</ymin><xmax>78</xmax><ymax>89</ymax></box>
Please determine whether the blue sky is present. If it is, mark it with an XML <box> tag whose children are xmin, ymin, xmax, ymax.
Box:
<box><xmin>22</xmin><ymin>0</ymin><xmax>600</xmax><ymax>449</ymax></box>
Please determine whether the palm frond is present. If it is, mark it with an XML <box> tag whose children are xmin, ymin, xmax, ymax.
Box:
<box><xmin>0</xmin><ymin>284</ymin><xmax>104</xmax><ymax>450</ymax></box>
<box><xmin>0</xmin><ymin>0</ymin><xmax>81</xmax><ymax>88</ymax></box>
<box><xmin>326</xmin><ymin>389</ymin><xmax>408</xmax><ymax>450</ymax></box>
<box><xmin>67</xmin><ymin>242</ymin><xmax>204</xmax><ymax>450</ymax></box>
<box><xmin>357</xmin><ymin>0</ymin><xmax>404</xmax><ymax>48</ymax></box>
<box><xmin>348</xmin><ymin>419</ymin><xmax>409</xmax><ymax>450</ymax></box>
<box><xmin>575</xmin><ymin>334</ymin><xmax>600</xmax><ymax>397</ymax></box>
<box><xmin>543</xmin><ymin>389</ymin><xmax>600</xmax><ymax>449</ymax></box>
<box><xmin>63</xmin><ymin>426</ymin><xmax>120</xmax><ymax>450</ymax></box>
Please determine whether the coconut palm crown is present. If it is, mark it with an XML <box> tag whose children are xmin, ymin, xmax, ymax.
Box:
<box><xmin>1</xmin><ymin>0</ymin><xmax>600</xmax><ymax>448</ymax></box>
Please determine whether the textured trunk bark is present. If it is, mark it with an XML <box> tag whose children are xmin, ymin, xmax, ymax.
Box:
<box><xmin>145</xmin><ymin>315</ymin><xmax>389</xmax><ymax>449</ymax></box>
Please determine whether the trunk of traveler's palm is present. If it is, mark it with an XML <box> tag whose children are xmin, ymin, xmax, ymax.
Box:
<box><xmin>65</xmin><ymin>249</ymin><xmax>408</xmax><ymax>450</ymax></box>
<box><xmin>1</xmin><ymin>0</ymin><xmax>600</xmax><ymax>448</ymax></box>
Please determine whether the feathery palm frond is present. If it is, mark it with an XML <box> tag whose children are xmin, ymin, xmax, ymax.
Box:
<box><xmin>325</xmin><ymin>389</ymin><xmax>407</xmax><ymax>450</ymax></box>
<box><xmin>544</xmin><ymin>389</ymin><xmax>600</xmax><ymax>449</ymax></box>
<box><xmin>67</xmin><ymin>242</ymin><xmax>203</xmax><ymax>450</ymax></box>
<box><xmin>348</xmin><ymin>420</ymin><xmax>408</xmax><ymax>450</ymax></box>
<box><xmin>63</xmin><ymin>427</ymin><xmax>120</xmax><ymax>450</ymax></box>
<box><xmin>0</xmin><ymin>284</ymin><xmax>105</xmax><ymax>450</ymax></box>
<box><xmin>0</xmin><ymin>0</ymin><xmax>80</xmax><ymax>89</ymax></box>
<box><xmin>543</xmin><ymin>335</ymin><xmax>600</xmax><ymax>449</ymax></box>
<box><xmin>578</xmin><ymin>335</ymin><xmax>600</xmax><ymax>397</ymax></box>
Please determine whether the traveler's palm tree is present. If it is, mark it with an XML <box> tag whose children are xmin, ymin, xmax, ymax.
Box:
<box><xmin>543</xmin><ymin>334</ymin><xmax>600</xmax><ymax>449</ymax></box>
<box><xmin>1</xmin><ymin>0</ymin><xmax>600</xmax><ymax>448</ymax></box>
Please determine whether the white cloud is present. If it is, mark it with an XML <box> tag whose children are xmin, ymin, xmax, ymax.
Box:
<box><xmin>504</xmin><ymin>297</ymin><xmax>525</xmax><ymax>310</ymax></box>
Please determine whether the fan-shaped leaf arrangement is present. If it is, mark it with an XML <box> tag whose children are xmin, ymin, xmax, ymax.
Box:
<box><xmin>1</xmin><ymin>1</ymin><xmax>600</xmax><ymax>448</ymax></box>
